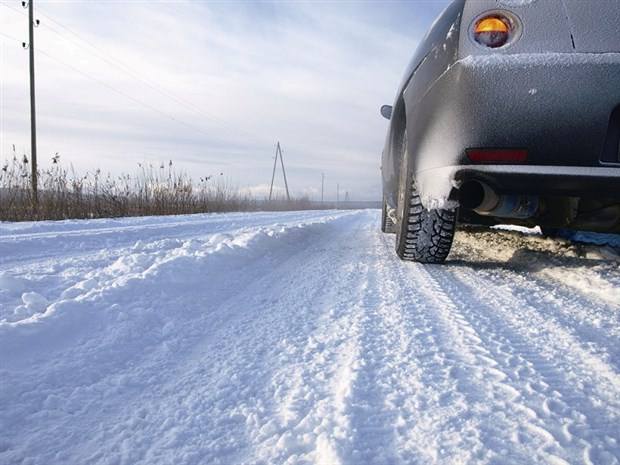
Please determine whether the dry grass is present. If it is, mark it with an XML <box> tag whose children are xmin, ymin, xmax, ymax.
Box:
<box><xmin>0</xmin><ymin>151</ymin><xmax>313</xmax><ymax>221</ymax></box>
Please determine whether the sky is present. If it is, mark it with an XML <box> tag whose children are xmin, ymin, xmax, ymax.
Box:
<box><xmin>0</xmin><ymin>0</ymin><xmax>450</xmax><ymax>201</ymax></box>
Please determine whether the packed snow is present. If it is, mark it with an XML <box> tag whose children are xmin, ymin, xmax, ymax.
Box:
<box><xmin>0</xmin><ymin>210</ymin><xmax>619</xmax><ymax>465</ymax></box>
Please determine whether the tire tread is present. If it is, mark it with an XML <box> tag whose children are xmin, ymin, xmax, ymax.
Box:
<box><xmin>381</xmin><ymin>197</ymin><xmax>396</xmax><ymax>234</ymax></box>
<box><xmin>396</xmin><ymin>182</ymin><xmax>456</xmax><ymax>263</ymax></box>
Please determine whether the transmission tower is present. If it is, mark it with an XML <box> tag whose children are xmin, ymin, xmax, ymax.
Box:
<box><xmin>268</xmin><ymin>141</ymin><xmax>290</xmax><ymax>201</ymax></box>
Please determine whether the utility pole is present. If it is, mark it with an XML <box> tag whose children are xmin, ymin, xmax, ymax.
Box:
<box><xmin>321</xmin><ymin>173</ymin><xmax>324</xmax><ymax>204</ymax></box>
<box><xmin>268</xmin><ymin>143</ymin><xmax>278</xmax><ymax>201</ymax></box>
<box><xmin>268</xmin><ymin>141</ymin><xmax>291</xmax><ymax>202</ymax></box>
<box><xmin>24</xmin><ymin>0</ymin><xmax>38</xmax><ymax>208</ymax></box>
<box><xmin>278</xmin><ymin>142</ymin><xmax>291</xmax><ymax>201</ymax></box>
<box><xmin>337</xmin><ymin>183</ymin><xmax>341</xmax><ymax>210</ymax></box>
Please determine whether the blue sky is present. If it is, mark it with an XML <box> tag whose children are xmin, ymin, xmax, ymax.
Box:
<box><xmin>0</xmin><ymin>0</ymin><xmax>450</xmax><ymax>200</ymax></box>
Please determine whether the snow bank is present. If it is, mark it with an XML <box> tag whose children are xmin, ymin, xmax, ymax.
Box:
<box><xmin>0</xmin><ymin>212</ymin><xmax>352</xmax><ymax>351</ymax></box>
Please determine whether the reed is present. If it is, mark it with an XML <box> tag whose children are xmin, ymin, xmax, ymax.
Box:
<box><xmin>0</xmin><ymin>150</ymin><xmax>313</xmax><ymax>221</ymax></box>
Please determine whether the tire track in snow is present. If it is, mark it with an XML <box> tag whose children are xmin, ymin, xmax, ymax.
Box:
<box><xmin>247</xmin><ymin>214</ymin><xmax>373</xmax><ymax>465</ymax></box>
<box><xmin>343</xmin><ymin>253</ymin><xmax>411</xmax><ymax>465</ymax></box>
<box><xmin>362</xmin><ymin>235</ymin><xmax>483</xmax><ymax>464</ymax></box>
<box><xmin>394</xmin><ymin>259</ymin><xmax>597</xmax><ymax>464</ymax></box>
<box><xmin>452</xmin><ymin>232</ymin><xmax>620</xmax><ymax>370</ymax></box>
<box><xmin>446</xmin><ymin>263</ymin><xmax>620</xmax><ymax>405</ymax></box>
<box><xmin>252</xmin><ymin>217</ymin><xmax>481</xmax><ymax>465</ymax></box>
<box><xmin>251</xmin><ymin>217</ymin><xmax>475</xmax><ymax>465</ymax></box>
<box><xmin>397</xmin><ymin>267</ymin><xmax>543</xmax><ymax>463</ymax></box>
<box><xmin>419</xmin><ymin>262</ymin><xmax>620</xmax><ymax>463</ymax></box>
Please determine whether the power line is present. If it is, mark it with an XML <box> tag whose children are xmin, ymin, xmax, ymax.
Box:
<box><xmin>1</xmin><ymin>0</ymin><xmax>263</xmax><ymax>144</ymax></box>
<box><xmin>2</xmin><ymin>1</ymin><xmax>167</xmax><ymax>119</ymax></box>
<box><xmin>0</xmin><ymin>1</ymin><xmax>26</xmax><ymax>17</ymax></box>
<box><xmin>33</xmin><ymin>5</ymin><xmax>261</xmax><ymax>143</ymax></box>
<box><xmin>36</xmin><ymin>48</ymin><xmax>233</xmax><ymax>147</ymax></box>
<box><xmin>0</xmin><ymin>31</ymin><xmax>22</xmax><ymax>43</ymax></box>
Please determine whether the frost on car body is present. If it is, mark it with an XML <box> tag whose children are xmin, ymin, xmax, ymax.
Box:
<box><xmin>380</xmin><ymin>0</ymin><xmax>620</xmax><ymax>263</ymax></box>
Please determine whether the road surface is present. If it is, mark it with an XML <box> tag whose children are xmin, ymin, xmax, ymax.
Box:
<box><xmin>1</xmin><ymin>210</ymin><xmax>619</xmax><ymax>465</ymax></box>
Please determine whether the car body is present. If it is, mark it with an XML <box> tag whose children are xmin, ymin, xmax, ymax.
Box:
<box><xmin>381</xmin><ymin>0</ymin><xmax>620</xmax><ymax>262</ymax></box>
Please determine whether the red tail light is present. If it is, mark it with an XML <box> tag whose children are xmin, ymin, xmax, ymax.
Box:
<box><xmin>467</xmin><ymin>149</ymin><xmax>528</xmax><ymax>163</ymax></box>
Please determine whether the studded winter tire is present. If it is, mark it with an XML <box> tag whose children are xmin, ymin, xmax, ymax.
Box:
<box><xmin>395</xmin><ymin>134</ymin><xmax>457</xmax><ymax>263</ymax></box>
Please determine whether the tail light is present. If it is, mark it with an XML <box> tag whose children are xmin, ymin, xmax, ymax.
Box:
<box><xmin>472</xmin><ymin>13</ymin><xmax>518</xmax><ymax>48</ymax></box>
<box><xmin>467</xmin><ymin>149</ymin><xmax>528</xmax><ymax>163</ymax></box>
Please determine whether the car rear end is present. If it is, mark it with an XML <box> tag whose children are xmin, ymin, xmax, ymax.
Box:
<box><xmin>408</xmin><ymin>0</ymin><xmax>620</xmax><ymax>232</ymax></box>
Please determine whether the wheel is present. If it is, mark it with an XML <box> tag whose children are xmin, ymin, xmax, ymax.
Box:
<box><xmin>381</xmin><ymin>195</ymin><xmax>396</xmax><ymax>233</ymax></box>
<box><xmin>395</xmin><ymin>133</ymin><xmax>457</xmax><ymax>263</ymax></box>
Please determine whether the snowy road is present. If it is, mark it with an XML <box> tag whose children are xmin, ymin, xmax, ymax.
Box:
<box><xmin>1</xmin><ymin>210</ymin><xmax>619</xmax><ymax>465</ymax></box>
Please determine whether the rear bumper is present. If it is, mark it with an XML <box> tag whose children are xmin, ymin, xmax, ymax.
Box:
<box><xmin>404</xmin><ymin>52</ymin><xmax>620</xmax><ymax>207</ymax></box>
<box><xmin>416</xmin><ymin>165</ymin><xmax>620</xmax><ymax>208</ymax></box>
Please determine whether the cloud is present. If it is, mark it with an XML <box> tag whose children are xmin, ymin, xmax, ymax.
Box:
<box><xmin>0</xmin><ymin>0</ymin><xmax>449</xmax><ymax>201</ymax></box>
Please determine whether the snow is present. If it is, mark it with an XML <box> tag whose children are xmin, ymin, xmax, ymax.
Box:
<box><xmin>460</xmin><ymin>52</ymin><xmax>620</xmax><ymax>69</ymax></box>
<box><xmin>1</xmin><ymin>210</ymin><xmax>619</xmax><ymax>464</ymax></box>
<box><xmin>499</xmin><ymin>0</ymin><xmax>538</xmax><ymax>6</ymax></box>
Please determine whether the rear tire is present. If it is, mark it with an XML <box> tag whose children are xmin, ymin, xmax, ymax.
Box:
<box><xmin>381</xmin><ymin>196</ymin><xmax>396</xmax><ymax>233</ymax></box>
<box><xmin>395</xmin><ymin>134</ymin><xmax>457</xmax><ymax>263</ymax></box>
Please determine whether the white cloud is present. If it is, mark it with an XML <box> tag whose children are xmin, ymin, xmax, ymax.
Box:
<box><xmin>0</xmin><ymin>0</ymin><xmax>448</xmax><ymax>201</ymax></box>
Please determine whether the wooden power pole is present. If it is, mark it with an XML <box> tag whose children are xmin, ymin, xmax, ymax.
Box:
<box><xmin>25</xmin><ymin>0</ymin><xmax>38</xmax><ymax>207</ymax></box>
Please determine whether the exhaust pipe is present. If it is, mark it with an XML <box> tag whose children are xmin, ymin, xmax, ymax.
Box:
<box><xmin>460</xmin><ymin>181</ymin><xmax>539</xmax><ymax>219</ymax></box>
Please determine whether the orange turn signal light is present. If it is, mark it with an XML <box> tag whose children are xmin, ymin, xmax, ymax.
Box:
<box><xmin>473</xmin><ymin>15</ymin><xmax>512</xmax><ymax>48</ymax></box>
<box><xmin>475</xmin><ymin>17</ymin><xmax>509</xmax><ymax>35</ymax></box>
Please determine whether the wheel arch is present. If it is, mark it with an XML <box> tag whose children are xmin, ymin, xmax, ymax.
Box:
<box><xmin>384</xmin><ymin>95</ymin><xmax>408</xmax><ymax>209</ymax></box>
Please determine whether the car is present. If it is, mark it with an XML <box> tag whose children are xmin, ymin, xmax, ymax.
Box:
<box><xmin>380</xmin><ymin>0</ymin><xmax>620</xmax><ymax>263</ymax></box>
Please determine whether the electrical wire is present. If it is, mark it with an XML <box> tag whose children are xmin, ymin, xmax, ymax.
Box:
<box><xmin>1</xmin><ymin>0</ymin><xmax>264</xmax><ymax>146</ymax></box>
<box><xmin>0</xmin><ymin>1</ymin><xmax>26</xmax><ymax>17</ymax></box>
<box><xmin>0</xmin><ymin>31</ymin><xmax>22</xmax><ymax>43</ymax></box>
<box><xmin>36</xmin><ymin>47</ymin><xmax>234</xmax><ymax>145</ymax></box>
<box><xmin>34</xmin><ymin>4</ymin><xmax>263</xmax><ymax>143</ymax></box>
